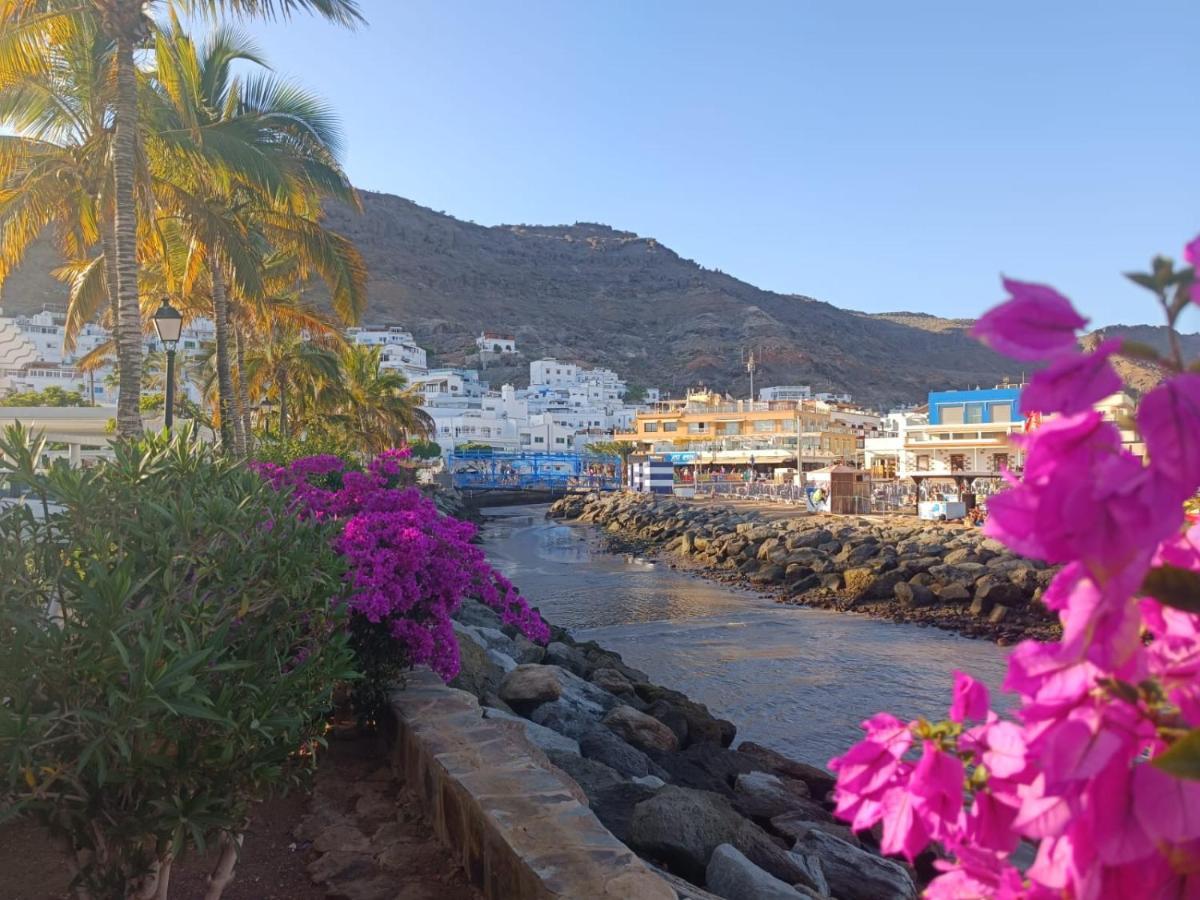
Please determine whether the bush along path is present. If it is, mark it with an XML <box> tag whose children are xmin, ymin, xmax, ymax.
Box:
<box><xmin>549</xmin><ymin>492</ymin><xmax>1063</xmax><ymax>645</ymax></box>
<box><xmin>447</xmin><ymin>597</ymin><xmax>919</xmax><ymax>900</ymax></box>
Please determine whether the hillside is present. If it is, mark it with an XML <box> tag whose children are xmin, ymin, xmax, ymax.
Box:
<box><xmin>5</xmin><ymin>190</ymin><xmax>1192</xmax><ymax>406</ymax></box>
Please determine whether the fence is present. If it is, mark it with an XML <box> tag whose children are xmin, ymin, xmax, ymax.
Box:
<box><xmin>694</xmin><ymin>480</ymin><xmax>914</xmax><ymax>514</ymax></box>
<box><xmin>448</xmin><ymin>450</ymin><xmax>622</xmax><ymax>492</ymax></box>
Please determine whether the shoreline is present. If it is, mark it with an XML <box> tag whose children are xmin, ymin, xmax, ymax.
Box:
<box><xmin>548</xmin><ymin>492</ymin><xmax>1062</xmax><ymax>646</ymax></box>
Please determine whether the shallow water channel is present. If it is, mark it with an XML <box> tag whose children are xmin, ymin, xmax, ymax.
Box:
<box><xmin>480</xmin><ymin>505</ymin><xmax>1013</xmax><ymax>768</ymax></box>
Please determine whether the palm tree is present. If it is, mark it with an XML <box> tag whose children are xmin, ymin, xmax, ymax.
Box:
<box><xmin>147</xmin><ymin>21</ymin><xmax>364</xmax><ymax>453</ymax></box>
<box><xmin>327</xmin><ymin>345</ymin><xmax>433</xmax><ymax>455</ymax></box>
<box><xmin>1</xmin><ymin>0</ymin><xmax>363</xmax><ymax>438</ymax></box>
<box><xmin>241</xmin><ymin>323</ymin><xmax>340</xmax><ymax>439</ymax></box>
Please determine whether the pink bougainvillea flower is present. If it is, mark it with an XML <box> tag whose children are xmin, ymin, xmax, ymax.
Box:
<box><xmin>1020</xmin><ymin>339</ymin><xmax>1123</xmax><ymax>416</ymax></box>
<box><xmin>949</xmin><ymin>670</ymin><xmax>989</xmax><ymax>722</ymax></box>
<box><xmin>971</xmin><ymin>278</ymin><xmax>1088</xmax><ymax>361</ymax></box>
<box><xmin>1138</xmin><ymin>373</ymin><xmax>1200</xmax><ymax>494</ymax></box>
<box><xmin>1185</xmin><ymin>233</ymin><xmax>1200</xmax><ymax>266</ymax></box>
<box><xmin>908</xmin><ymin>741</ymin><xmax>965</xmax><ymax>836</ymax></box>
<box><xmin>878</xmin><ymin>785</ymin><xmax>932</xmax><ymax>861</ymax></box>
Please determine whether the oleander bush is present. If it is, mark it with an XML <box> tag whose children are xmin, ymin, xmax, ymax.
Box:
<box><xmin>0</xmin><ymin>425</ymin><xmax>355</xmax><ymax>900</ymax></box>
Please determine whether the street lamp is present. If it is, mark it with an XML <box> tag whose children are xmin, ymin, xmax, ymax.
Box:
<box><xmin>152</xmin><ymin>297</ymin><xmax>183</xmax><ymax>430</ymax></box>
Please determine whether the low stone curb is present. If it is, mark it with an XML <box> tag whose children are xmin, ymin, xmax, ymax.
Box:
<box><xmin>390</xmin><ymin>668</ymin><xmax>681</xmax><ymax>899</ymax></box>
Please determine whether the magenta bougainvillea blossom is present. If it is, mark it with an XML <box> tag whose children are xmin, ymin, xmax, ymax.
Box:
<box><xmin>831</xmin><ymin>244</ymin><xmax>1200</xmax><ymax>898</ymax></box>
<box><xmin>255</xmin><ymin>449</ymin><xmax>549</xmax><ymax>680</ymax></box>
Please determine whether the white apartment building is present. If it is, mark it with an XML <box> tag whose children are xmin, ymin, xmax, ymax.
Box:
<box><xmin>410</xmin><ymin>368</ymin><xmax>486</xmax><ymax>409</ymax></box>
<box><xmin>0</xmin><ymin>307</ymin><xmax>212</xmax><ymax>405</ymax></box>
<box><xmin>759</xmin><ymin>385</ymin><xmax>812</xmax><ymax>402</ymax></box>
<box><xmin>346</xmin><ymin>325</ymin><xmax>428</xmax><ymax>380</ymax></box>
<box><xmin>476</xmin><ymin>331</ymin><xmax>517</xmax><ymax>355</ymax></box>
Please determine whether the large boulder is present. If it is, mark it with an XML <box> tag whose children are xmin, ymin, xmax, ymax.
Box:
<box><xmin>453</xmin><ymin>598</ymin><xmax>504</xmax><ymax>630</ymax></box>
<box><xmin>770</xmin><ymin>812</ymin><xmax>858</xmax><ymax>846</ymax></box>
<box><xmin>544</xmin><ymin>748</ymin><xmax>623</xmax><ymax>798</ymax></box>
<box><xmin>544</xmin><ymin>641</ymin><xmax>593</xmax><ymax>678</ymax></box>
<box><xmin>628</xmin><ymin>787</ymin><xmax>825</xmax><ymax>888</ymax></box>
<box><xmin>530</xmin><ymin>697</ymin><xmax>605</xmax><ymax>741</ymax></box>
<box><xmin>636</xmin><ymin>684</ymin><xmax>737</xmax><ymax>747</ymax></box>
<box><xmin>705</xmin><ymin>844</ymin><xmax>817</xmax><ymax>900</ymax></box>
<box><xmin>449</xmin><ymin>623</ymin><xmax>507</xmax><ymax>698</ymax></box>
<box><xmin>894</xmin><ymin>581</ymin><xmax>936</xmax><ymax>609</ymax></box>
<box><xmin>498</xmin><ymin>664</ymin><xmax>618</xmax><ymax>715</ymax></box>
<box><xmin>971</xmin><ymin>577</ymin><xmax>1026</xmax><ymax>616</ymax></box>
<box><xmin>604</xmin><ymin>705</ymin><xmax>681</xmax><ymax>753</ymax></box>
<box><xmin>648</xmin><ymin>743</ymin><xmax>759</xmax><ymax>798</ymax></box>
<box><xmin>731</xmin><ymin>772</ymin><xmax>813</xmax><ymax>822</ymax></box>
<box><xmin>590</xmin><ymin>666</ymin><xmax>636</xmax><ymax>695</ymax></box>
<box><xmin>734</xmin><ymin>742</ymin><xmax>836</xmax><ymax>797</ymax></box>
<box><xmin>481</xmin><ymin>707</ymin><xmax>581</xmax><ymax>756</ymax></box>
<box><xmin>792</xmin><ymin>830</ymin><xmax>916</xmax><ymax>900</ymax></box>
<box><xmin>580</xmin><ymin>728</ymin><xmax>664</xmax><ymax>779</ymax></box>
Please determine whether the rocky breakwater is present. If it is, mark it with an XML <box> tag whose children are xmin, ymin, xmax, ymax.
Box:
<box><xmin>450</xmin><ymin>597</ymin><xmax>919</xmax><ymax>900</ymax></box>
<box><xmin>549</xmin><ymin>492</ymin><xmax>1062</xmax><ymax>644</ymax></box>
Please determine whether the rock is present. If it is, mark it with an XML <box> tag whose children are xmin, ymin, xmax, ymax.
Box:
<box><xmin>770</xmin><ymin>812</ymin><xmax>858</xmax><ymax>846</ymax></box>
<box><xmin>634</xmin><ymin>774</ymin><xmax>666</xmax><ymax>789</ymax></box>
<box><xmin>818</xmin><ymin>573</ymin><xmax>844</xmax><ymax>590</ymax></box>
<box><xmin>842</xmin><ymin>566</ymin><xmax>876</xmax><ymax>597</ymax></box>
<box><xmin>591</xmin><ymin>666</ymin><xmax>635</xmax><ymax>695</ymax></box>
<box><xmin>481</xmin><ymin>706</ymin><xmax>581</xmax><ymax>755</ymax></box>
<box><xmin>530</xmin><ymin>697</ymin><xmax>606</xmax><ymax>740</ymax></box>
<box><xmin>497</xmin><ymin>664</ymin><xmax>563</xmax><ymax>707</ymax></box>
<box><xmin>511</xmin><ymin>633</ymin><xmax>546</xmax><ymax>664</ymax></box>
<box><xmin>846</xmin><ymin>567</ymin><xmax>907</xmax><ymax>602</ymax></box>
<box><xmin>988</xmin><ymin>603</ymin><xmax>1010</xmax><ymax>623</ymax></box>
<box><xmin>706</xmin><ymin>844</ymin><xmax>816</xmax><ymax>900</ymax></box>
<box><xmin>544</xmin><ymin>640</ymin><xmax>593</xmax><ymax>677</ymax></box>
<box><xmin>734</xmin><ymin>742</ymin><xmax>836</xmax><ymax>797</ymax></box>
<box><xmin>792</xmin><ymin>830</ymin><xmax>916</xmax><ymax>900</ymax></box>
<box><xmin>751</xmin><ymin>564</ymin><xmax>786</xmax><ymax>584</ymax></box>
<box><xmin>934</xmin><ymin>582</ymin><xmax>971</xmax><ymax>604</ymax></box>
<box><xmin>894</xmin><ymin>581</ymin><xmax>935</xmax><ymax>608</ymax></box>
<box><xmin>637</xmin><ymin>684</ymin><xmax>737</xmax><ymax>747</ymax></box>
<box><xmin>580</xmin><ymin>728</ymin><xmax>663</xmax><ymax>779</ymax></box>
<box><xmin>628</xmin><ymin>786</ymin><xmax>823</xmax><ymax>887</ymax></box>
<box><xmin>837</xmin><ymin>542</ymin><xmax>880</xmax><ymax>567</ymax></box>
<box><xmin>943</xmin><ymin>547</ymin><xmax>981</xmax><ymax>565</ymax></box>
<box><xmin>972</xmin><ymin>578</ymin><xmax>1026</xmax><ymax>615</ymax></box>
<box><xmin>788</xmin><ymin>573</ymin><xmax>822</xmax><ymax>594</ymax></box>
<box><xmin>928</xmin><ymin>562</ymin><xmax>988</xmax><ymax>586</ymax></box>
<box><xmin>590</xmin><ymin>780</ymin><xmax>661</xmax><ymax>844</ymax></box>
<box><xmin>486</xmin><ymin>649</ymin><xmax>517</xmax><ymax>673</ymax></box>
<box><xmin>498</xmin><ymin>663</ymin><xmax>618</xmax><ymax>716</ymax></box>
<box><xmin>453</xmin><ymin>598</ymin><xmax>504</xmax><ymax>630</ymax></box>
<box><xmin>604</xmin><ymin>704</ymin><xmax>681</xmax><ymax>752</ymax></box>
<box><xmin>786</xmin><ymin>851</ymin><xmax>830</xmax><ymax>897</ymax></box>
<box><xmin>648</xmin><ymin>743</ymin><xmax>758</xmax><ymax>797</ymax></box>
<box><xmin>732</xmin><ymin>771</ymin><xmax>813</xmax><ymax>822</ymax></box>
<box><xmin>449</xmin><ymin>623</ymin><xmax>507</xmax><ymax>698</ymax></box>
<box><xmin>544</xmin><ymin>748</ymin><xmax>623</xmax><ymax>797</ymax></box>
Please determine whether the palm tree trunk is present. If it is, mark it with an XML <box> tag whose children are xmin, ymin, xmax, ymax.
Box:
<box><xmin>112</xmin><ymin>36</ymin><xmax>143</xmax><ymax>438</ymax></box>
<box><xmin>278</xmin><ymin>365</ymin><xmax>289</xmax><ymax>439</ymax></box>
<box><xmin>211</xmin><ymin>262</ymin><xmax>237</xmax><ymax>453</ymax></box>
<box><xmin>235</xmin><ymin>326</ymin><xmax>252</xmax><ymax>455</ymax></box>
<box><xmin>99</xmin><ymin>200</ymin><xmax>120</xmax><ymax>357</ymax></box>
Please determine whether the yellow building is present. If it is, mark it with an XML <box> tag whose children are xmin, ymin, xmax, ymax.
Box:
<box><xmin>615</xmin><ymin>390</ymin><xmax>856</xmax><ymax>470</ymax></box>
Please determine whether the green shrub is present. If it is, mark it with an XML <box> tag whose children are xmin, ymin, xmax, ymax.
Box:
<box><xmin>0</xmin><ymin>425</ymin><xmax>355</xmax><ymax>900</ymax></box>
<box><xmin>252</xmin><ymin>429</ymin><xmax>364</xmax><ymax>467</ymax></box>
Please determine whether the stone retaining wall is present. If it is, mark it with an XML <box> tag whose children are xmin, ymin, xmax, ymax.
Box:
<box><xmin>390</xmin><ymin>668</ymin><xmax>682</xmax><ymax>899</ymax></box>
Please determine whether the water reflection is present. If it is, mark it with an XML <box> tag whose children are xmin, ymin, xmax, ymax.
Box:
<box><xmin>480</xmin><ymin>505</ymin><xmax>1012</xmax><ymax>768</ymax></box>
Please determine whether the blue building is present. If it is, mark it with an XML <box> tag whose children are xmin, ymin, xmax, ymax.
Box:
<box><xmin>927</xmin><ymin>387</ymin><xmax>1022</xmax><ymax>427</ymax></box>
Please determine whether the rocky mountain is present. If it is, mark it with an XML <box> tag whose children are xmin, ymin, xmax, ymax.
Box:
<box><xmin>3</xmin><ymin>190</ymin><xmax>1194</xmax><ymax>406</ymax></box>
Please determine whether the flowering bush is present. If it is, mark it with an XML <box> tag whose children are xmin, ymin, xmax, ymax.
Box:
<box><xmin>829</xmin><ymin>244</ymin><xmax>1200</xmax><ymax>897</ymax></box>
<box><xmin>254</xmin><ymin>448</ymin><xmax>550</xmax><ymax>714</ymax></box>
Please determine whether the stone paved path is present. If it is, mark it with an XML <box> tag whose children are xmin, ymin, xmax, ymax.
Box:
<box><xmin>298</xmin><ymin>738</ymin><xmax>481</xmax><ymax>900</ymax></box>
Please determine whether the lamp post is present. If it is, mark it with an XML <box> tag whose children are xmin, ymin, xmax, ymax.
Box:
<box><xmin>152</xmin><ymin>297</ymin><xmax>183</xmax><ymax>430</ymax></box>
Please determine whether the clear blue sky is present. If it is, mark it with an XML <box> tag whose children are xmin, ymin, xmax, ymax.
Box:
<box><xmin>232</xmin><ymin>0</ymin><xmax>1199</xmax><ymax>330</ymax></box>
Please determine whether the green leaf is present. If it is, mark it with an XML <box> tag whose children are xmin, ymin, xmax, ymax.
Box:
<box><xmin>1141</xmin><ymin>565</ymin><xmax>1200</xmax><ymax>613</ymax></box>
<box><xmin>1152</xmin><ymin>729</ymin><xmax>1200</xmax><ymax>781</ymax></box>
<box><xmin>1124</xmin><ymin>271</ymin><xmax>1160</xmax><ymax>293</ymax></box>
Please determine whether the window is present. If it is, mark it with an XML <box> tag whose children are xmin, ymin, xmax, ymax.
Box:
<box><xmin>555</xmin><ymin>437</ymin><xmax>565</xmax><ymax>444</ymax></box>
<box><xmin>754</xmin><ymin>420</ymin><xmax>776</xmax><ymax>433</ymax></box>
<box><xmin>917</xmin><ymin>454</ymin><xmax>931</xmax><ymax>471</ymax></box>
<box><xmin>662</xmin><ymin>420</ymin><xmax>677</xmax><ymax>432</ymax></box>
<box><xmin>965</xmin><ymin>403</ymin><xmax>985</xmax><ymax>424</ymax></box>
<box><xmin>687</xmin><ymin>422</ymin><xmax>708</xmax><ymax>434</ymax></box>
<box><xmin>991</xmin><ymin>402</ymin><xmax>1013</xmax><ymax>423</ymax></box>
<box><xmin>993</xmin><ymin>453</ymin><xmax>1009</xmax><ymax>472</ymax></box>
<box><xmin>941</xmin><ymin>405</ymin><xmax>964</xmax><ymax>425</ymax></box>
<box><xmin>534</xmin><ymin>436</ymin><xmax>545</xmax><ymax>444</ymax></box>
<box><xmin>721</xmin><ymin>421</ymin><xmax>739</xmax><ymax>435</ymax></box>
<box><xmin>643</xmin><ymin>421</ymin><xmax>659</xmax><ymax>433</ymax></box>
<box><xmin>950</xmin><ymin>454</ymin><xmax>967</xmax><ymax>472</ymax></box>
